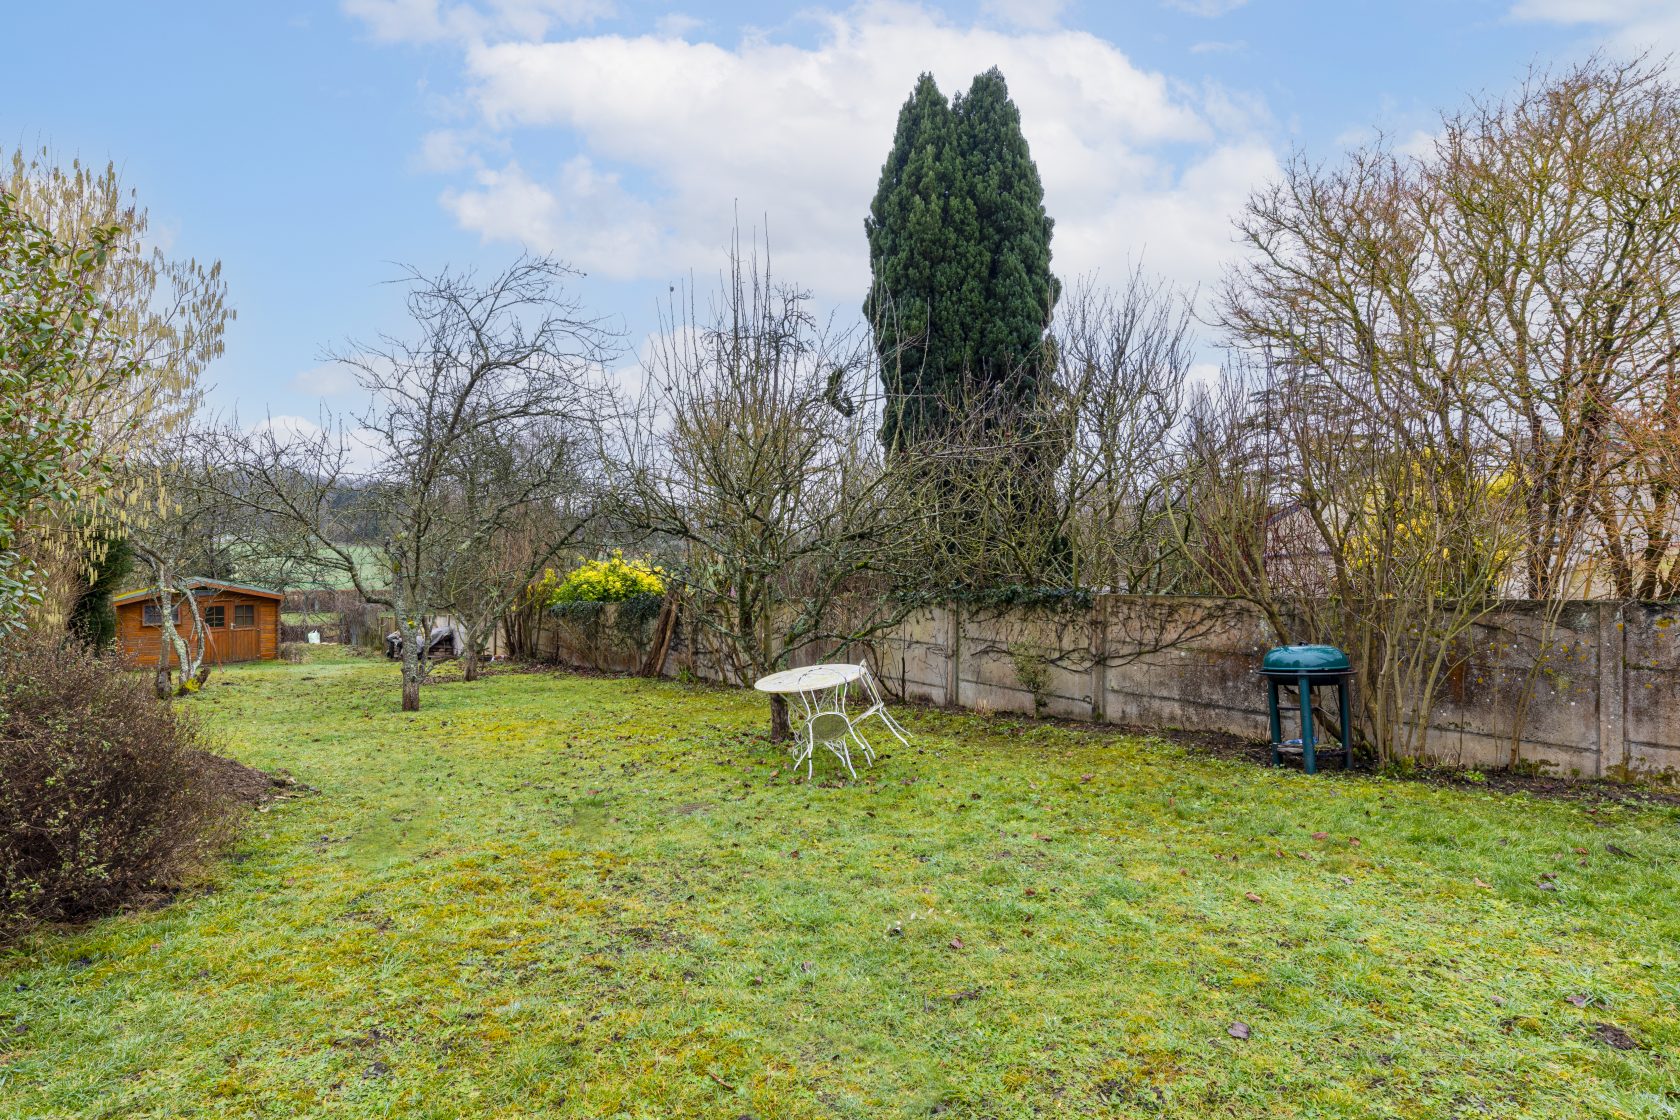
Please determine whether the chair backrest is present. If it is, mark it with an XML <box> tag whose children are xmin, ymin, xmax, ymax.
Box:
<box><xmin>853</xmin><ymin>663</ymin><xmax>885</xmax><ymax>705</ymax></box>
<box><xmin>808</xmin><ymin>712</ymin><xmax>851</xmax><ymax>744</ymax></box>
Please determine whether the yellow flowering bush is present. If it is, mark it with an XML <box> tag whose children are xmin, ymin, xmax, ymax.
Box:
<box><xmin>539</xmin><ymin>551</ymin><xmax>665</xmax><ymax>605</ymax></box>
<box><xmin>1344</xmin><ymin>462</ymin><xmax>1516</xmax><ymax>597</ymax></box>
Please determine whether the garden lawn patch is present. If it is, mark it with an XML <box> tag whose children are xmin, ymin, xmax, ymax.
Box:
<box><xmin>2</xmin><ymin>648</ymin><xmax>1677</xmax><ymax>1118</ymax></box>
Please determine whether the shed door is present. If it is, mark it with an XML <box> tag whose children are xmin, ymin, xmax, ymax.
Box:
<box><xmin>225</xmin><ymin>602</ymin><xmax>261</xmax><ymax>662</ymax></box>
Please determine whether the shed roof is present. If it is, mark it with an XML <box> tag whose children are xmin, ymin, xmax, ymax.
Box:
<box><xmin>113</xmin><ymin>578</ymin><xmax>285</xmax><ymax>606</ymax></box>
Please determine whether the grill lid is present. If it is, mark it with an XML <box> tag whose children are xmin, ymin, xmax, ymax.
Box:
<box><xmin>1260</xmin><ymin>644</ymin><xmax>1351</xmax><ymax>676</ymax></box>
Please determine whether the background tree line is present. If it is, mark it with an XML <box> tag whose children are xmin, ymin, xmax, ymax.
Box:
<box><xmin>9</xmin><ymin>57</ymin><xmax>1680</xmax><ymax>761</ymax></box>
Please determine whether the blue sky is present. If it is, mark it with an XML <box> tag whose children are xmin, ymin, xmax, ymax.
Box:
<box><xmin>1</xmin><ymin>0</ymin><xmax>1662</xmax><ymax>421</ymax></box>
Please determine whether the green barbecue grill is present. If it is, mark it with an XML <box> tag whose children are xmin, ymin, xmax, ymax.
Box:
<box><xmin>1260</xmin><ymin>644</ymin><xmax>1353</xmax><ymax>774</ymax></box>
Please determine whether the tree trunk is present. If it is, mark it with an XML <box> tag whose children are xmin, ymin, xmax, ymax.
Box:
<box><xmin>400</xmin><ymin>622</ymin><xmax>424</xmax><ymax>711</ymax></box>
<box><xmin>178</xmin><ymin>589</ymin><xmax>211</xmax><ymax>693</ymax></box>
<box><xmin>156</xmin><ymin>584</ymin><xmax>200</xmax><ymax>696</ymax></box>
<box><xmin>461</xmin><ymin>641</ymin><xmax>481</xmax><ymax>682</ymax></box>
<box><xmin>770</xmin><ymin>693</ymin><xmax>791</xmax><ymax>742</ymax></box>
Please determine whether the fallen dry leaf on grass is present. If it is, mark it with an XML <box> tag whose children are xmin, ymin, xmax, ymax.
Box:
<box><xmin>1228</xmin><ymin>1022</ymin><xmax>1250</xmax><ymax>1040</ymax></box>
<box><xmin>1474</xmin><ymin>878</ymin><xmax>1492</xmax><ymax>889</ymax></box>
<box><xmin>949</xmin><ymin>937</ymin><xmax>966</xmax><ymax>950</ymax></box>
<box><xmin>1245</xmin><ymin>892</ymin><xmax>1263</xmax><ymax>904</ymax></box>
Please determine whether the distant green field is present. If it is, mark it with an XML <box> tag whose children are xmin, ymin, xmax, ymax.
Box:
<box><xmin>107</xmin><ymin>544</ymin><xmax>387</xmax><ymax>603</ymax></box>
<box><xmin>283</xmin><ymin>544</ymin><xmax>387</xmax><ymax>593</ymax></box>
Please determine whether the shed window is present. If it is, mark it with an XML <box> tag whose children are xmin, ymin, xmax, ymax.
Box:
<box><xmin>233</xmin><ymin>604</ymin><xmax>255</xmax><ymax>628</ymax></box>
<box><xmin>204</xmin><ymin>605</ymin><xmax>226</xmax><ymax>628</ymax></box>
<box><xmin>141</xmin><ymin>604</ymin><xmax>181</xmax><ymax>627</ymax></box>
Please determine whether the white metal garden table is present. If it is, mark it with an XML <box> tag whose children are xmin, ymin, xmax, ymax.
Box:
<box><xmin>752</xmin><ymin>663</ymin><xmax>910</xmax><ymax>781</ymax></box>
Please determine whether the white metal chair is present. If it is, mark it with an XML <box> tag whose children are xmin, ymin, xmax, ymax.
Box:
<box><xmin>844</xmin><ymin>662</ymin><xmax>912</xmax><ymax>765</ymax></box>
<box><xmin>784</xmin><ymin>665</ymin><xmax>870</xmax><ymax>781</ymax></box>
<box><xmin>797</xmin><ymin>710</ymin><xmax>860</xmax><ymax>781</ymax></box>
<box><xmin>757</xmin><ymin>662</ymin><xmax>909</xmax><ymax>782</ymax></box>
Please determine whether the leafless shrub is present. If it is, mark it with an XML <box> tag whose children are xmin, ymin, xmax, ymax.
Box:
<box><xmin>0</xmin><ymin>633</ymin><xmax>233</xmax><ymax>935</ymax></box>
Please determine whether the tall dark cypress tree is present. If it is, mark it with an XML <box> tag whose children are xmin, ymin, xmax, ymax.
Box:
<box><xmin>865</xmin><ymin>67</ymin><xmax>1058</xmax><ymax>453</ymax></box>
<box><xmin>865</xmin><ymin>74</ymin><xmax>966</xmax><ymax>452</ymax></box>
<box><xmin>951</xmin><ymin>68</ymin><xmax>1060</xmax><ymax>417</ymax></box>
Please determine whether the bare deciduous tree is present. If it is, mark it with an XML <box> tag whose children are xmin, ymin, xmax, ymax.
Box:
<box><xmin>225</xmin><ymin>256</ymin><xmax>614</xmax><ymax>710</ymax></box>
<box><xmin>896</xmin><ymin>268</ymin><xmax>1196</xmax><ymax>594</ymax></box>
<box><xmin>126</xmin><ymin>431</ymin><xmax>288</xmax><ymax>697</ymax></box>
<box><xmin>1208</xmin><ymin>54</ymin><xmax>1680</xmax><ymax>762</ymax></box>
<box><xmin>611</xmin><ymin>234</ymin><xmax>919</xmax><ymax>740</ymax></box>
<box><xmin>430</xmin><ymin>421</ymin><xmax>599</xmax><ymax>681</ymax></box>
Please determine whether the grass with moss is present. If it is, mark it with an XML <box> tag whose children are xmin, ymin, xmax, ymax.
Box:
<box><xmin>3</xmin><ymin>647</ymin><xmax>1677</xmax><ymax>1118</ymax></box>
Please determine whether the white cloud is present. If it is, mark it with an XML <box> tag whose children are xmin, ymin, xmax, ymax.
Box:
<box><xmin>248</xmin><ymin>413</ymin><xmax>329</xmax><ymax>444</ymax></box>
<box><xmin>292</xmin><ymin>363</ymin><xmax>361</xmax><ymax>396</ymax></box>
<box><xmin>415</xmin><ymin>129</ymin><xmax>481</xmax><ymax>172</ymax></box>
<box><xmin>1510</xmin><ymin>0</ymin><xmax>1660</xmax><ymax>20</ymax></box>
<box><xmin>1508</xmin><ymin>0</ymin><xmax>1680</xmax><ymax>52</ymax></box>
<box><xmin>248</xmin><ymin>414</ymin><xmax>384</xmax><ymax>473</ymax></box>
<box><xmin>980</xmin><ymin>0</ymin><xmax>1070</xmax><ymax>31</ymax></box>
<box><xmin>432</xmin><ymin>3</ymin><xmax>1277</xmax><ymax>303</ymax></box>
<box><xmin>1189</xmin><ymin>39</ymin><xmax>1245</xmax><ymax>53</ymax></box>
<box><xmin>654</xmin><ymin>12</ymin><xmax>704</xmax><ymax>38</ymax></box>
<box><xmin>1162</xmin><ymin>0</ymin><xmax>1247</xmax><ymax>17</ymax></box>
<box><xmin>1066</xmin><ymin>139</ymin><xmax>1275</xmax><ymax>298</ymax></box>
<box><xmin>1395</xmin><ymin>128</ymin><xmax>1439</xmax><ymax>160</ymax></box>
<box><xmin>343</xmin><ymin>0</ymin><xmax>615</xmax><ymax>43</ymax></box>
<box><xmin>441</xmin><ymin>157</ymin><xmax>670</xmax><ymax>281</ymax></box>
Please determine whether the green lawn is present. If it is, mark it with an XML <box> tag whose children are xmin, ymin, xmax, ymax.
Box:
<box><xmin>3</xmin><ymin>650</ymin><xmax>1678</xmax><ymax>1118</ymax></box>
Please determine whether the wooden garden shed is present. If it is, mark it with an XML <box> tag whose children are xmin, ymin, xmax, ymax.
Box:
<box><xmin>114</xmin><ymin>579</ymin><xmax>283</xmax><ymax>668</ymax></box>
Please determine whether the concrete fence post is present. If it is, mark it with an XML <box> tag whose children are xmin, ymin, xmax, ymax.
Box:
<box><xmin>1090</xmin><ymin>596</ymin><xmax>1109</xmax><ymax>723</ymax></box>
<box><xmin>1597</xmin><ymin>601</ymin><xmax>1627</xmax><ymax>777</ymax></box>
<box><xmin>945</xmin><ymin>602</ymin><xmax>962</xmax><ymax>708</ymax></box>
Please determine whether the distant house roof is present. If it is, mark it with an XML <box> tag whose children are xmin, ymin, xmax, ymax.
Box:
<box><xmin>113</xmin><ymin>578</ymin><xmax>285</xmax><ymax>606</ymax></box>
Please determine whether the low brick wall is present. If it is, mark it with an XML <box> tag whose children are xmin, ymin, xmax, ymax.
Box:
<box><xmin>522</xmin><ymin>595</ymin><xmax>1680</xmax><ymax>779</ymax></box>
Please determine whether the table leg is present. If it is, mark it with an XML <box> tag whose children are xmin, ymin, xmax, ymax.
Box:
<box><xmin>1268</xmin><ymin>680</ymin><xmax>1282</xmax><ymax>767</ymax></box>
<box><xmin>1298</xmin><ymin>675</ymin><xmax>1318</xmax><ymax>775</ymax></box>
